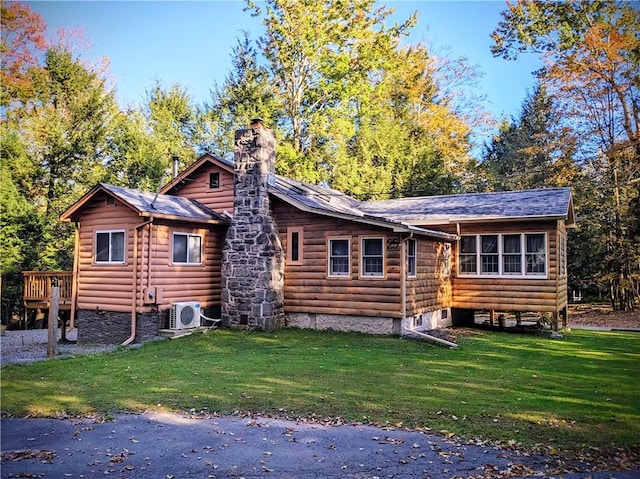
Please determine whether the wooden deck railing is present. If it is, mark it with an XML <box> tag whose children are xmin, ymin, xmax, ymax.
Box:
<box><xmin>23</xmin><ymin>271</ymin><xmax>73</xmax><ymax>308</ymax></box>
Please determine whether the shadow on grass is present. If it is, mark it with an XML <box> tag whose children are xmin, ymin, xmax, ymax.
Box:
<box><xmin>2</xmin><ymin>328</ymin><xmax>639</xmax><ymax>448</ymax></box>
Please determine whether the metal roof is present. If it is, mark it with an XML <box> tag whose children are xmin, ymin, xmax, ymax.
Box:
<box><xmin>100</xmin><ymin>184</ymin><xmax>226</xmax><ymax>223</ymax></box>
<box><xmin>61</xmin><ymin>183</ymin><xmax>227</xmax><ymax>225</ymax></box>
<box><xmin>359</xmin><ymin>188</ymin><xmax>575</xmax><ymax>226</ymax></box>
<box><xmin>269</xmin><ymin>176</ymin><xmax>459</xmax><ymax>241</ymax></box>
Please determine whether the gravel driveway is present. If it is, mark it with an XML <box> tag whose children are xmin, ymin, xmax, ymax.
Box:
<box><xmin>1</xmin><ymin>329</ymin><xmax>118</xmax><ymax>366</ymax></box>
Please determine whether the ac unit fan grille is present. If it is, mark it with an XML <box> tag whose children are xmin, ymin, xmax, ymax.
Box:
<box><xmin>180</xmin><ymin>306</ymin><xmax>195</xmax><ymax>326</ymax></box>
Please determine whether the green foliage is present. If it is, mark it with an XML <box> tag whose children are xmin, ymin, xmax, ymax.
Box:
<box><xmin>491</xmin><ymin>0</ymin><xmax>640</xmax><ymax>309</ymax></box>
<box><xmin>482</xmin><ymin>82</ymin><xmax>579</xmax><ymax>191</ymax></box>
<box><xmin>236</xmin><ymin>0</ymin><xmax>481</xmax><ymax>197</ymax></box>
<box><xmin>202</xmin><ymin>32</ymin><xmax>279</xmax><ymax>158</ymax></box>
<box><xmin>2</xmin><ymin>328</ymin><xmax>639</xmax><ymax>450</ymax></box>
<box><xmin>143</xmin><ymin>81</ymin><xmax>201</xmax><ymax>169</ymax></box>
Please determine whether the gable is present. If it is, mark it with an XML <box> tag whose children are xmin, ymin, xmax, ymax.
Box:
<box><xmin>160</xmin><ymin>153</ymin><xmax>235</xmax><ymax>215</ymax></box>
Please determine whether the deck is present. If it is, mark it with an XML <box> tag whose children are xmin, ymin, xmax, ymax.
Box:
<box><xmin>23</xmin><ymin>271</ymin><xmax>74</xmax><ymax>310</ymax></box>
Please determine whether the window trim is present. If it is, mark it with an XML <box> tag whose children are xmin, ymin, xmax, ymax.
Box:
<box><xmin>327</xmin><ymin>236</ymin><xmax>351</xmax><ymax>279</ymax></box>
<box><xmin>360</xmin><ymin>236</ymin><xmax>386</xmax><ymax>279</ymax></box>
<box><xmin>406</xmin><ymin>238</ymin><xmax>417</xmax><ymax>278</ymax></box>
<box><xmin>172</xmin><ymin>232</ymin><xmax>203</xmax><ymax>265</ymax></box>
<box><xmin>95</xmin><ymin>229</ymin><xmax>126</xmax><ymax>264</ymax></box>
<box><xmin>286</xmin><ymin>226</ymin><xmax>304</xmax><ymax>265</ymax></box>
<box><xmin>457</xmin><ymin>232</ymin><xmax>548</xmax><ymax>278</ymax></box>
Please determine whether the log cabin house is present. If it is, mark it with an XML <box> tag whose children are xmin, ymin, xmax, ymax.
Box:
<box><xmin>59</xmin><ymin>123</ymin><xmax>575</xmax><ymax>344</ymax></box>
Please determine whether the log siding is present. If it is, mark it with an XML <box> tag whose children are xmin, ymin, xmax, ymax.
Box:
<box><xmin>273</xmin><ymin>200</ymin><xmax>404</xmax><ymax>319</ymax></box>
<box><xmin>404</xmin><ymin>240</ymin><xmax>452</xmax><ymax>319</ymax></box>
<box><xmin>273</xmin><ymin>200</ymin><xmax>452</xmax><ymax>322</ymax></box>
<box><xmin>74</xmin><ymin>192</ymin><xmax>226</xmax><ymax>316</ymax></box>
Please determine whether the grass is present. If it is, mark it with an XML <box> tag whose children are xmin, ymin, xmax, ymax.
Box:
<box><xmin>2</xmin><ymin>328</ymin><xmax>639</xmax><ymax>451</ymax></box>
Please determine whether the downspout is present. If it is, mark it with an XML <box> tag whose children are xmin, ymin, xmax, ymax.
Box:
<box><xmin>401</xmin><ymin>231</ymin><xmax>458</xmax><ymax>349</ymax></box>
<box><xmin>69</xmin><ymin>221</ymin><xmax>80</xmax><ymax>330</ymax></box>
<box><xmin>404</xmin><ymin>326</ymin><xmax>458</xmax><ymax>349</ymax></box>
<box><xmin>401</xmin><ymin>233</ymin><xmax>413</xmax><ymax>326</ymax></box>
<box><xmin>122</xmin><ymin>218</ymin><xmax>153</xmax><ymax>346</ymax></box>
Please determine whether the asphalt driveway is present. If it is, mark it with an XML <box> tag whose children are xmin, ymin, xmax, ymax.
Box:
<box><xmin>2</xmin><ymin>413</ymin><xmax>638</xmax><ymax>478</ymax></box>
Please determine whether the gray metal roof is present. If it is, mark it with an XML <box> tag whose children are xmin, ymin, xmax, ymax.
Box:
<box><xmin>269</xmin><ymin>176</ymin><xmax>459</xmax><ymax>241</ymax></box>
<box><xmin>360</xmin><ymin>188</ymin><xmax>574</xmax><ymax>225</ymax></box>
<box><xmin>100</xmin><ymin>183</ymin><xmax>226</xmax><ymax>224</ymax></box>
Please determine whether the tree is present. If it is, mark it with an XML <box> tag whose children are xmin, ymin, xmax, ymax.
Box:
<box><xmin>482</xmin><ymin>82</ymin><xmax>579</xmax><ymax>191</ymax></box>
<box><xmin>243</xmin><ymin>0</ymin><xmax>481</xmax><ymax>196</ymax></box>
<box><xmin>27</xmin><ymin>47</ymin><xmax>117</xmax><ymax>218</ymax></box>
<box><xmin>202</xmin><ymin>32</ymin><xmax>279</xmax><ymax>158</ymax></box>
<box><xmin>492</xmin><ymin>0</ymin><xmax>639</xmax><ymax>310</ymax></box>
<box><xmin>143</xmin><ymin>81</ymin><xmax>201</xmax><ymax>173</ymax></box>
<box><xmin>247</xmin><ymin>0</ymin><xmax>418</xmax><ymax>183</ymax></box>
<box><xmin>0</xmin><ymin>0</ymin><xmax>47</xmax><ymax>106</ymax></box>
<box><xmin>1</xmin><ymin>39</ymin><xmax>118</xmax><ymax>322</ymax></box>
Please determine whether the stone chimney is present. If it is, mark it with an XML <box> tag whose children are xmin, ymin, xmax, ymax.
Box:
<box><xmin>221</xmin><ymin>121</ymin><xmax>285</xmax><ymax>331</ymax></box>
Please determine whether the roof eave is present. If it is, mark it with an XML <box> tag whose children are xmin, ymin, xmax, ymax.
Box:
<box><xmin>139</xmin><ymin>212</ymin><xmax>228</xmax><ymax>225</ymax></box>
<box><xmin>270</xmin><ymin>188</ymin><xmax>457</xmax><ymax>242</ymax></box>
<box><xmin>405</xmin><ymin>214</ymin><xmax>573</xmax><ymax>226</ymax></box>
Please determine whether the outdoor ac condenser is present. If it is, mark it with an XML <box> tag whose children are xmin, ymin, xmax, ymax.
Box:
<box><xmin>169</xmin><ymin>302</ymin><xmax>201</xmax><ymax>330</ymax></box>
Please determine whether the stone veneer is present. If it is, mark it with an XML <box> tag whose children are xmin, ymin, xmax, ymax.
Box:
<box><xmin>221</xmin><ymin>124</ymin><xmax>285</xmax><ymax>331</ymax></box>
<box><xmin>77</xmin><ymin>310</ymin><xmax>162</xmax><ymax>344</ymax></box>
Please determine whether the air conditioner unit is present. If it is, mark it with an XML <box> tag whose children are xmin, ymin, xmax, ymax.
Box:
<box><xmin>170</xmin><ymin>302</ymin><xmax>201</xmax><ymax>330</ymax></box>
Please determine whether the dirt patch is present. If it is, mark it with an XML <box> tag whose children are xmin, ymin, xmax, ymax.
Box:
<box><xmin>568</xmin><ymin>303</ymin><xmax>640</xmax><ymax>329</ymax></box>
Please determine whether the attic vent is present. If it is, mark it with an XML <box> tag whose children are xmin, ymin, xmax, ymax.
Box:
<box><xmin>105</xmin><ymin>196</ymin><xmax>116</xmax><ymax>207</ymax></box>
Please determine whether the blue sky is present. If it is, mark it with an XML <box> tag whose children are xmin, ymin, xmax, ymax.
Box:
<box><xmin>26</xmin><ymin>1</ymin><xmax>543</xmax><ymax>147</ymax></box>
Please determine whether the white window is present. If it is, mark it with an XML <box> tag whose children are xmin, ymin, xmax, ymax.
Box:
<box><xmin>95</xmin><ymin>230</ymin><xmax>125</xmax><ymax>263</ymax></box>
<box><xmin>459</xmin><ymin>235</ymin><xmax>477</xmax><ymax>274</ymax></box>
<box><xmin>480</xmin><ymin>235</ymin><xmax>499</xmax><ymax>274</ymax></box>
<box><xmin>458</xmin><ymin>233</ymin><xmax>547</xmax><ymax>278</ymax></box>
<box><xmin>407</xmin><ymin>238</ymin><xmax>417</xmax><ymax>278</ymax></box>
<box><xmin>361</xmin><ymin>237</ymin><xmax>384</xmax><ymax>277</ymax></box>
<box><xmin>328</xmin><ymin>237</ymin><xmax>350</xmax><ymax>277</ymax></box>
<box><xmin>173</xmin><ymin>232</ymin><xmax>202</xmax><ymax>264</ymax></box>
<box><xmin>526</xmin><ymin>233</ymin><xmax>546</xmax><ymax>274</ymax></box>
<box><xmin>502</xmin><ymin>234</ymin><xmax>522</xmax><ymax>274</ymax></box>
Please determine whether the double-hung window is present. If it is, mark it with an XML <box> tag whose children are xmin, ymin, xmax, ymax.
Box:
<box><xmin>502</xmin><ymin>234</ymin><xmax>522</xmax><ymax>274</ymax></box>
<box><xmin>96</xmin><ymin>230</ymin><xmax>125</xmax><ymax>263</ymax></box>
<box><xmin>480</xmin><ymin>235</ymin><xmax>499</xmax><ymax>274</ymax></box>
<box><xmin>458</xmin><ymin>233</ymin><xmax>547</xmax><ymax>277</ymax></box>
<box><xmin>173</xmin><ymin>232</ymin><xmax>202</xmax><ymax>264</ymax></box>
<box><xmin>443</xmin><ymin>243</ymin><xmax>451</xmax><ymax>277</ymax></box>
<box><xmin>459</xmin><ymin>236</ymin><xmax>477</xmax><ymax>274</ymax></box>
<box><xmin>526</xmin><ymin>233</ymin><xmax>546</xmax><ymax>274</ymax></box>
<box><xmin>361</xmin><ymin>237</ymin><xmax>384</xmax><ymax>277</ymax></box>
<box><xmin>328</xmin><ymin>238</ymin><xmax>350</xmax><ymax>277</ymax></box>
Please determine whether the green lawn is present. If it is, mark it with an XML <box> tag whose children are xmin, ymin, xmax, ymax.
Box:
<box><xmin>2</xmin><ymin>328</ymin><xmax>639</xmax><ymax>451</ymax></box>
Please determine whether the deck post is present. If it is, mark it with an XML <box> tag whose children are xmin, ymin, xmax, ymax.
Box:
<box><xmin>47</xmin><ymin>277</ymin><xmax>59</xmax><ymax>358</ymax></box>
